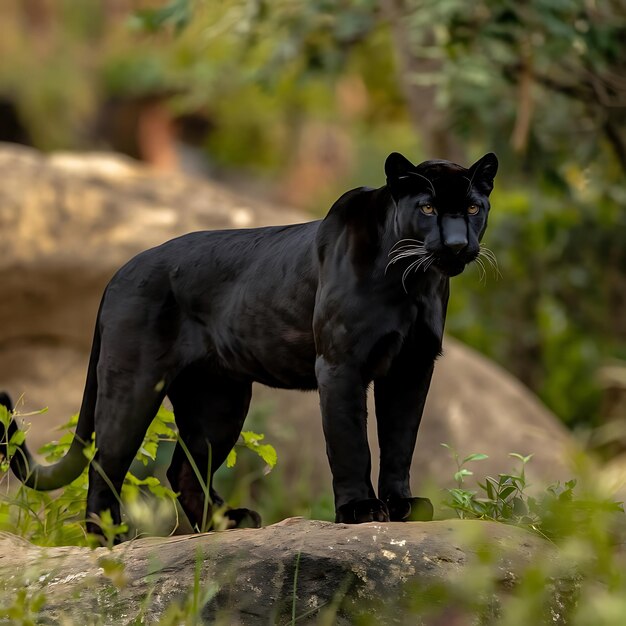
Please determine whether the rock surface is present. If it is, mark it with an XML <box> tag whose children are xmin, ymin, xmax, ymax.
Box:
<box><xmin>0</xmin><ymin>519</ymin><xmax>555</xmax><ymax>624</ymax></box>
<box><xmin>0</xmin><ymin>143</ymin><xmax>577</xmax><ymax>509</ymax></box>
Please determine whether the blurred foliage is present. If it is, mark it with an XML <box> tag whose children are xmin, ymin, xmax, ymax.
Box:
<box><xmin>0</xmin><ymin>0</ymin><xmax>624</xmax><ymax>427</ymax></box>
<box><xmin>399</xmin><ymin>0</ymin><xmax>626</xmax><ymax>166</ymax></box>
<box><xmin>448</xmin><ymin>179</ymin><xmax>625</xmax><ymax>424</ymax></box>
<box><xmin>0</xmin><ymin>403</ymin><xmax>276</xmax><ymax>543</ymax></box>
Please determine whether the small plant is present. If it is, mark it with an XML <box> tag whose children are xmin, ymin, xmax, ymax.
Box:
<box><xmin>442</xmin><ymin>444</ymin><xmax>533</xmax><ymax>524</ymax></box>
<box><xmin>441</xmin><ymin>443</ymin><xmax>624</xmax><ymax>542</ymax></box>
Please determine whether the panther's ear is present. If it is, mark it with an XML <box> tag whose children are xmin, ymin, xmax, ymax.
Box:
<box><xmin>468</xmin><ymin>152</ymin><xmax>498</xmax><ymax>196</ymax></box>
<box><xmin>385</xmin><ymin>152</ymin><xmax>416</xmax><ymax>182</ymax></box>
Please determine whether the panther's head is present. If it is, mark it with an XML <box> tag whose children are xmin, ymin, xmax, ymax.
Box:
<box><xmin>385</xmin><ymin>152</ymin><xmax>498</xmax><ymax>279</ymax></box>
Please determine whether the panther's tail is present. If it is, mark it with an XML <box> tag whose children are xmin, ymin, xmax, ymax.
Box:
<box><xmin>0</xmin><ymin>322</ymin><xmax>101</xmax><ymax>490</ymax></box>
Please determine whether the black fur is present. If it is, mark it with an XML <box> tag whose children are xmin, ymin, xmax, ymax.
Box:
<box><xmin>0</xmin><ymin>152</ymin><xmax>497</xmax><ymax>535</ymax></box>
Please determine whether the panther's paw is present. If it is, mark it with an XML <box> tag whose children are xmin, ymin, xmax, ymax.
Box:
<box><xmin>223</xmin><ymin>507</ymin><xmax>262</xmax><ymax>529</ymax></box>
<box><xmin>386</xmin><ymin>496</ymin><xmax>433</xmax><ymax>522</ymax></box>
<box><xmin>336</xmin><ymin>498</ymin><xmax>390</xmax><ymax>524</ymax></box>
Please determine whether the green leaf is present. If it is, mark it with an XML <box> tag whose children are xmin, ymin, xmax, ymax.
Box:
<box><xmin>469</xmin><ymin>500</ymin><xmax>488</xmax><ymax>516</ymax></box>
<box><xmin>440</xmin><ymin>442</ymin><xmax>459</xmax><ymax>461</ymax></box>
<box><xmin>499</xmin><ymin>502</ymin><xmax>513</xmax><ymax>519</ymax></box>
<box><xmin>448</xmin><ymin>487</ymin><xmax>477</xmax><ymax>504</ymax></box>
<box><xmin>125</xmin><ymin>474</ymin><xmax>169</xmax><ymax>501</ymax></box>
<box><xmin>136</xmin><ymin>441</ymin><xmax>158</xmax><ymax>464</ymax></box>
<box><xmin>484</xmin><ymin>477</ymin><xmax>497</xmax><ymax>500</ymax></box>
<box><xmin>0</xmin><ymin>404</ymin><xmax>10</xmax><ymax>428</ymax></box>
<box><xmin>10</xmin><ymin>430</ymin><xmax>25</xmax><ymax>447</ymax></box>
<box><xmin>499</xmin><ymin>485</ymin><xmax>517</xmax><ymax>500</ymax></box>
<box><xmin>462</xmin><ymin>453</ymin><xmax>489</xmax><ymax>464</ymax></box>
<box><xmin>241</xmin><ymin>431</ymin><xmax>265</xmax><ymax>445</ymax></box>
<box><xmin>511</xmin><ymin>496</ymin><xmax>528</xmax><ymax>516</ymax></box>
<box><xmin>454</xmin><ymin>468</ymin><xmax>473</xmax><ymax>483</ymax></box>
<box><xmin>240</xmin><ymin>431</ymin><xmax>277</xmax><ymax>469</ymax></box>
<box><xmin>226</xmin><ymin>449</ymin><xmax>237</xmax><ymax>468</ymax></box>
<box><xmin>135</xmin><ymin>408</ymin><xmax>177</xmax><ymax>464</ymax></box>
<box><xmin>498</xmin><ymin>474</ymin><xmax>522</xmax><ymax>486</ymax></box>
<box><xmin>509</xmin><ymin>452</ymin><xmax>533</xmax><ymax>464</ymax></box>
<box><xmin>254</xmin><ymin>444</ymin><xmax>278</xmax><ymax>469</ymax></box>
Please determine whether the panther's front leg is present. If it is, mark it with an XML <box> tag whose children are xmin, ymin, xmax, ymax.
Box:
<box><xmin>315</xmin><ymin>357</ymin><xmax>390</xmax><ymax>523</ymax></box>
<box><xmin>374</xmin><ymin>354</ymin><xmax>435</xmax><ymax>522</ymax></box>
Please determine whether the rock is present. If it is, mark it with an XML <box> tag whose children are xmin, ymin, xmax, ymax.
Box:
<box><xmin>0</xmin><ymin>143</ymin><xmax>303</xmax><ymax>352</ymax></box>
<box><xmin>0</xmin><ymin>144</ymin><xmax>577</xmax><ymax>518</ymax></box>
<box><xmin>0</xmin><ymin>519</ymin><xmax>558</xmax><ymax>624</ymax></box>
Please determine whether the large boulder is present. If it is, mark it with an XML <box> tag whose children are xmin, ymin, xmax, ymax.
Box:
<box><xmin>252</xmin><ymin>335</ymin><xmax>576</xmax><ymax>508</ymax></box>
<box><xmin>0</xmin><ymin>144</ymin><xmax>577</xmax><ymax>516</ymax></box>
<box><xmin>0</xmin><ymin>519</ymin><xmax>558</xmax><ymax>624</ymax></box>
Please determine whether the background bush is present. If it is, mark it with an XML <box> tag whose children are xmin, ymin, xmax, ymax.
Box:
<box><xmin>1</xmin><ymin>0</ymin><xmax>624</xmax><ymax>428</ymax></box>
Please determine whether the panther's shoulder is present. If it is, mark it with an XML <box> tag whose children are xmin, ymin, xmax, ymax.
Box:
<box><xmin>316</xmin><ymin>185</ymin><xmax>391</xmax><ymax>262</ymax></box>
<box><xmin>323</xmin><ymin>186</ymin><xmax>377</xmax><ymax>221</ymax></box>
<box><xmin>319</xmin><ymin>185</ymin><xmax>393</xmax><ymax>232</ymax></box>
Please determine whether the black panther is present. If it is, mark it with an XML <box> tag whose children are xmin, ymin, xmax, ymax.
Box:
<box><xmin>0</xmin><ymin>151</ymin><xmax>498</xmax><ymax>535</ymax></box>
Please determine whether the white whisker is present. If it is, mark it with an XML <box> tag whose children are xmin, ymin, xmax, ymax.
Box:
<box><xmin>388</xmin><ymin>245</ymin><xmax>426</xmax><ymax>255</ymax></box>
<box><xmin>385</xmin><ymin>239</ymin><xmax>428</xmax><ymax>274</ymax></box>
<box><xmin>388</xmin><ymin>248</ymin><xmax>426</xmax><ymax>259</ymax></box>
<box><xmin>385</xmin><ymin>248</ymin><xmax>427</xmax><ymax>274</ymax></box>
<box><xmin>388</xmin><ymin>249</ymin><xmax>425</xmax><ymax>259</ymax></box>
<box><xmin>412</xmin><ymin>256</ymin><xmax>430</xmax><ymax>272</ymax></box>
<box><xmin>474</xmin><ymin>257</ymin><xmax>487</xmax><ymax>284</ymax></box>
<box><xmin>390</xmin><ymin>238</ymin><xmax>425</xmax><ymax>250</ymax></box>
<box><xmin>401</xmin><ymin>257</ymin><xmax>424</xmax><ymax>292</ymax></box>
<box><xmin>479</xmin><ymin>249</ymin><xmax>498</xmax><ymax>266</ymax></box>
<box><xmin>483</xmin><ymin>253</ymin><xmax>499</xmax><ymax>271</ymax></box>
<box><xmin>479</xmin><ymin>245</ymin><xmax>502</xmax><ymax>280</ymax></box>
<box><xmin>388</xmin><ymin>239</ymin><xmax>439</xmax><ymax>288</ymax></box>
<box><xmin>412</xmin><ymin>255</ymin><xmax>428</xmax><ymax>269</ymax></box>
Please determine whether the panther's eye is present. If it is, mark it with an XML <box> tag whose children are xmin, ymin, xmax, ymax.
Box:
<box><xmin>467</xmin><ymin>204</ymin><xmax>480</xmax><ymax>215</ymax></box>
<box><xmin>420</xmin><ymin>204</ymin><xmax>436</xmax><ymax>216</ymax></box>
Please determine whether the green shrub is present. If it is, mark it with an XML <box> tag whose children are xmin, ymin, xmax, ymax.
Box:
<box><xmin>0</xmin><ymin>403</ymin><xmax>276</xmax><ymax>545</ymax></box>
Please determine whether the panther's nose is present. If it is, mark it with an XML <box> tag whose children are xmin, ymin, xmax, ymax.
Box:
<box><xmin>442</xmin><ymin>215</ymin><xmax>468</xmax><ymax>254</ymax></box>
<box><xmin>444</xmin><ymin>238</ymin><xmax>468</xmax><ymax>254</ymax></box>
